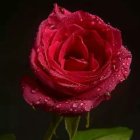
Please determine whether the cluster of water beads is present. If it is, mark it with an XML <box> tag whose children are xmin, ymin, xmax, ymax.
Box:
<box><xmin>55</xmin><ymin>100</ymin><xmax>91</xmax><ymax>114</ymax></box>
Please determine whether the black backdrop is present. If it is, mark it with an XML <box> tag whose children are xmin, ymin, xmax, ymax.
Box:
<box><xmin>0</xmin><ymin>0</ymin><xmax>140</xmax><ymax>140</ymax></box>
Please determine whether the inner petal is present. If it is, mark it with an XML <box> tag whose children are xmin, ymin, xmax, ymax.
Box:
<box><xmin>83</xmin><ymin>30</ymin><xmax>106</xmax><ymax>66</ymax></box>
<box><xmin>63</xmin><ymin>57</ymin><xmax>88</xmax><ymax>71</ymax></box>
<box><xmin>88</xmin><ymin>53</ymin><xmax>99</xmax><ymax>71</ymax></box>
<box><xmin>58</xmin><ymin>34</ymin><xmax>89</xmax><ymax>67</ymax></box>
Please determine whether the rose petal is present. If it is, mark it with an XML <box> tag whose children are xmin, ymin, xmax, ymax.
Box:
<box><xmin>22</xmin><ymin>76</ymin><xmax>105</xmax><ymax>115</ymax></box>
<box><xmin>58</xmin><ymin>34</ymin><xmax>89</xmax><ymax>67</ymax></box>
<box><xmin>48</xmin><ymin>41</ymin><xmax>61</xmax><ymax>61</ymax></box>
<box><xmin>78</xmin><ymin>46</ymin><xmax>132</xmax><ymax>99</ymax></box>
<box><xmin>47</xmin><ymin>4</ymin><xmax>71</xmax><ymax>28</ymax></box>
<box><xmin>112</xmin><ymin>28</ymin><xmax>122</xmax><ymax>51</ymax></box>
<box><xmin>30</xmin><ymin>48</ymin><xmax>54</xmax><ymax>88</ymax></box>
<box><xmin>64</xmin><ymin>57</ymin><xmax>88</xmax><ymax>71</ymax></box>
<box><xmin>88</xmin><ymin>53</ymin><xmax>99</xmax><ymax>71</ymax></box>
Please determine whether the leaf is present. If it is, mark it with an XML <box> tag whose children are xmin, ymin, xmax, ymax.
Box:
<box><xmin>65</xmin><ymin>116</ymin><xmax>81</xmax><ymax>140</ymax></box>
<box><xmin>43</xmin><ymin>115</ymin><xmax>63</xmax><ymax>140</ymax></box>
<box><xmin>73</xmin><ymin>127</ymin><xmax>133</xmax><ymax>140</ymax></box>
<box><xmin>0</xmin><ymin>134</ymin><xmax>16</xmax><ymax>140</ymax></box>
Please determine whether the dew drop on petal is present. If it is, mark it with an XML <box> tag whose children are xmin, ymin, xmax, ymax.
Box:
<box><xmin>44</xmin><ymin>99</ymin><xmax>48</xmax><ymax>102</ymax></box>
<box><xmin>117</xmin><ymin>51</ymin><xmax>121</xmax><ymax>55</ymax></box>
<box><xmin>31</xmin><ymin>89</ymin><xmax>36</xmax><ymax>94</ymax></box>
<box><xmin>112</xmin><ymin>78</ymin><xmax>115</xmax><ymax>82</ymax></box>
<box><xmin>106</xmin><ymin>92</ymin><xmax>111</xmax><ymax>96</ymax></box>
<box><xmin>85</xmin><ymin>106</ymin><xmax>90</xmax><ymax>111</ymax></box>
<box><xmin>119</xmin><ymin>57</ymin><xmax>122</xmax><ymax>61</ymax></box>
<box><xmin>32</xmin><ymin>105</ymin><xmax>35</xmax><ymax>110</ymax></box>
<box><xmin>113</xmin><ymin>64</ymin><xmax>118</xmax><ymax>71</ymax></box>
<box><xmin>57</xmin><ymin>104</ymin><xmax>62</xmax><ymax>108</ymax></box>
<box><xmin>65</xmin><ymin>101</ymin><xmax>69</xmax><ymax>104</ymax></box>
<box><xmin>56</xmin><ymin>104</ymin><xmax>60</xmax><ymax>108</ymax></box>
<box><xmin>36</xmin><ymin>101</ymin><xmax>40</xmax><ymax>104</ymax></box>
<box><xmin>122</xmin><ymin>62</ymin><xmax>125</xmax><ymax>66</ymax></box>
<box><xmin>80</xmin><ymin>18</ymin><xmax>83</xmax><ymax>22</ymax></box>
<box><xmin>109</xmin><ymin>84</ymin><xmax>112</xmax><ymax>88</ymax></box>
<box><xmin>91</xmin><ymin>21</ymin><xmax>95</xmax><ymax>25</ymax></box>
<box><xmin>97</xmin><ymin>88</ymin><xmax>101</xmax><ymax>91</ymax></box>
<box><xmin>98</xmin><ymin>20</ymin><xmax>102</xmax><ymax>24</ymax></box>
<box><xmin>126</xmin><ymin>62</ymin><xmax>129</xmax><ymax>66</ymax></box>
<box><xmin>50</xmin><ymin>25</ymin><xmax>55</xmax><ymax>29</ymax></box>
<box><xmin>72</xmin><ymin>103</ymin><xmax>77</xmax><ymax>108</ymax></box>
<box><xmin>100</xmin><ymin>76</ymin><xmax>104</xmax><ymax>80</ymax></box>
<box><xmin>37</xmin><ymin>48</ymin><xmax>40</xmax><ymax>52</ymax></box>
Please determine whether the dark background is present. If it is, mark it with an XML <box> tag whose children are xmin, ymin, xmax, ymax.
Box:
<box><xmin>0</xmin><ymin>0</ymin><xmax>140</xmax><ymax>140</ymax></box>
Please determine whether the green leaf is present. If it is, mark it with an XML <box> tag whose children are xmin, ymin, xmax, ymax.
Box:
<box><xmin>73</xmin><ymin>127</ymin><xmax>133</xmax><ymax>140</ymax></box>
<box><xmin>0</xmin><ymin>134</ymin><xmax>16</xmax><ymax>140</ymax></box>
<box><xmin>65</xmin><ymin>116</ymin><xmax>81</xmax><ymax>140</ymax></box>
<box><xmin>43</xmin><ymin>115</ymin><xmax>63</xmax><ymax>140</ymax></box>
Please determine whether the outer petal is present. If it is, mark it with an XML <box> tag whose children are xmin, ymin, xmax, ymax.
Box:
<box><xmin>21</xmin><ymin>76</ymin><xmax>105</xmax><ymax>115</ymax></box>
<box><xmin>78</xmin><ymin>46</ymin><xmax>132</xmax><ymax>99</ymax></box>
<box><xmin>47</xmin><ymin>3</ymin><xmax>71</xmax><ymax>28</ymax></box>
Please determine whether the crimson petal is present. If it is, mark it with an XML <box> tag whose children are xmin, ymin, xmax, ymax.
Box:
<box><xmin>22</xmin><ymin>76</ymin><xmax>104</xmax><ymax>115</ymax></box>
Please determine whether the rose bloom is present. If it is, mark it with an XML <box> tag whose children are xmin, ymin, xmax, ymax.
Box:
<box><xmin>22</xmin><ymin>4</ymin><xmax>132</xmax><ymax>115</ymax></box>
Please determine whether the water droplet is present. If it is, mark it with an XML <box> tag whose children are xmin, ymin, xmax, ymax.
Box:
<box><xmin>109</xmin><ymin>84</ymin><xmax>112</xmax><ymax>88</ymax></box>
<box><xmin>32</xmin><ymin>105</ymin><xmax>36</xmax><ymax>110</ymax></box>
<box><xmin>126</xmin><ymin>62</ymin><xmax>129</xmax><ymax>66</ymax></box>
<box><xmin>60</xmin><ymin>8</ymin><xmax>64</xmax><ymax>13</ymax></box>
<box><xmin>117</xmin><ymin>51</ymin><xmax>121</xmax><ymax>55</ymax></box>
<box><xmin>80</xmin><ymin>102</ymin><xmax>84</xmax><ymax>106</ymax></box>
<box><xmin>37</xmin><ymin>48</ymin><xmax>40</xmax><ymax>52</ymax></box>
<box><xmin>112</xmin><ymin>78</ymin><xmax>115</xmax><ymax>82</ymax></box>
<box><xmin>120</xmin><ymin>78</ymin><xmax>124</xmax><ymax>82</ymax></box>
<box><xmin>91</xmin><ymin>21</ymin><xmax>95</xmax><ymax>25</ymax></box>
<box><xmin>124</xmin><ymin>70</ymin><xmax>128</xmax><ymax>75</ymax></box>
<box><xmin>80</xmin><ymin>18</ymin><xmax>83</xmax><ymax>22</ymax></box>
<box><xmin>113</xmin><ymin>64</ymin><xmax>116</xmax><ymax>69</ymax></box>
<box><xmin>122</xmin><ymin>62</ymin><xmax>125</xmax><ymax>66</ymax></box>
<box><xmin>72</xmin><ymin>103</ymin><xmax>77</xmax><ymax>108</ymax></box>
<box><xmin>100</xmin><ymin>76</ymin><xmax>104</xmax><ymax>80</ymax></box>
<box><xmin>56</xmin><ymin>104</ymin><xmax>61</xmax><ymax>108</ymax></box>
<box><xmin>36</xmin><ymin>101</ymin><xmax>40</xmax><ymax>104</ymax></box>
<box><xmin>50</xmin><ymin>25</ymin><xmax>55</xmax><ymax>29</ymax></box>
<box><xmin>119</xmin><ymin>57</ymin><xmax>122</xmax><ymax>61</ymax></box>
<box><xmin>113</xmin><ymin>65</ymin><xmax>118</xmax><ymax>71</ymax></box>
<box><xmin>106</xmin><ymin>92</ymin><xmax>110</xmax><ymax>96</ymax></box>
<box><xmin>97</xmin><ymin>88</ymin><xmax>101</xmax><ymax>91</ymax></box>
<box><xmin>118</xmin><ymin>74</ymin><xmax>121</xmax><ymax>77</ymax></box>
<box><xmin>31</xmin><ymin>89</ymin><xmax>36</xmax><ymax>93</ymax></box>
<box><xmin>98</xmin><ymin>21</ymin><xmax>102</xmax><ymax>24</ymax></box>
<box><xmin>85</xmin><ymin>106</ymin><xmax>90</xmax><ymax>111</ymax></box>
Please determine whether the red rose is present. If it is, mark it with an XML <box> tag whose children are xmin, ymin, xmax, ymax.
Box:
<box><xmin>22</xmin><ymin>4</ymin><xmax>132</xmax><ymax>115</ymax></box>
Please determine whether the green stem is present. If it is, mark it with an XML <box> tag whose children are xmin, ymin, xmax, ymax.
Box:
<box><xmin>43</xmin><ymin>115</ymin><xmax>63</xmax><ymax>140</ymax></box>
<box><xmin>65</xmin><ymin>116</ymin><xmax>81</xmax><ymax>140</ymax></box>
<box><xmin>86</xmin><ymin>112</ymin><xmax>90</xmax><ymax>128</ymax></box>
